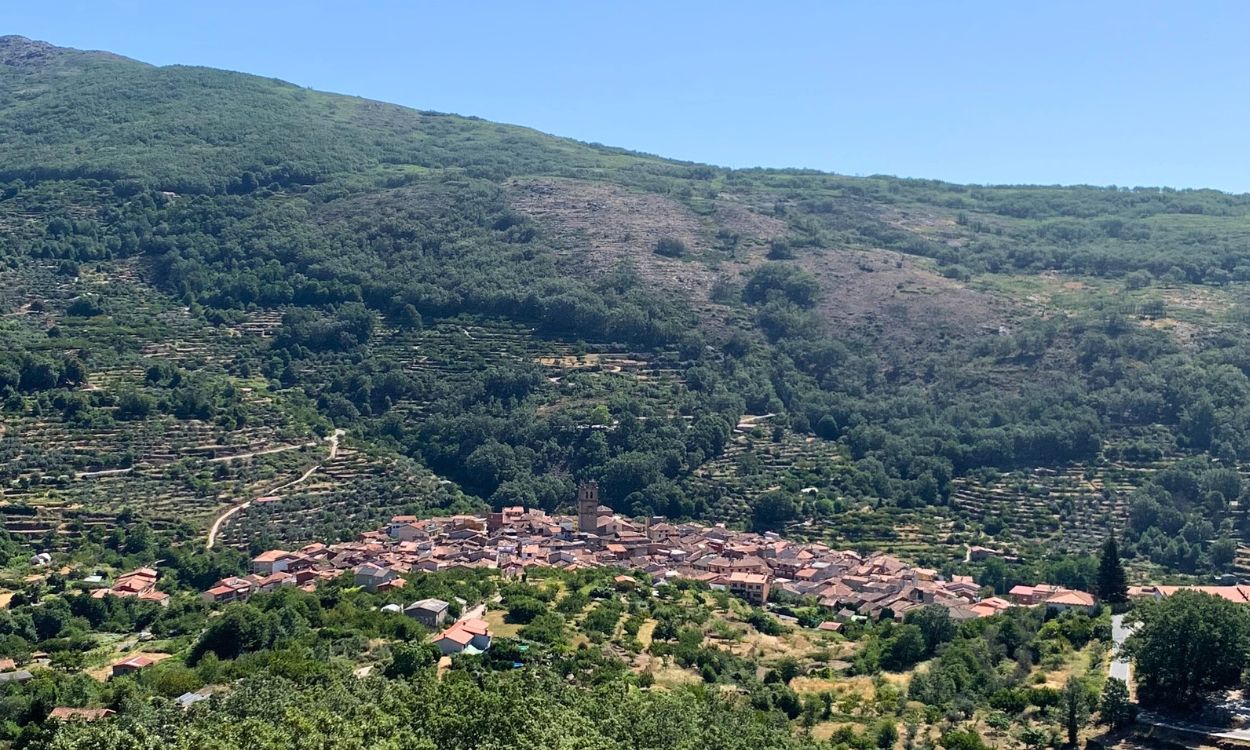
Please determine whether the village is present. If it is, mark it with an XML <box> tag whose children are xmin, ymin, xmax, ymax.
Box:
<box><xmin>185</xmin><ymin>482</ymin><xmax>1110</xmax><ymax>655</ymax></box>
<box><xmin>14</xmin><ymin>481</ymin><xmax>1250</xmax><ymax>743</ymax></box>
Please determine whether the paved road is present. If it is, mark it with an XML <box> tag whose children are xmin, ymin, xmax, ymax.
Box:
<box><xmin>1143</xmin><ymin>712</ymin><xmax>1250</xmax><ymax>741</ymax></box>
<box><xmin>1109</xmin><ymin>613</ymin><xmax>1132</xmax><ymax>681</ymax></box>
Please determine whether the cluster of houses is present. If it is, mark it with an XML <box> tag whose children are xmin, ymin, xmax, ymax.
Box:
<box><xmin>201</xmin><ymin>545</ymin><xmax>346</xmax><ymax>604</ymax></box>
<box><xmin>195</xmin><ymin>483</ymin><xmax>1102</xmax><ymax>628</ymax></box>
<box><xmin>89</xmin><ymin>567</ymin><xmax>170</xmax><ymax>607</ymax></box>
<box><xmin>378</xmin><ymin>597</ymin><xmax>491</xmax><ymax>655</ymax></box>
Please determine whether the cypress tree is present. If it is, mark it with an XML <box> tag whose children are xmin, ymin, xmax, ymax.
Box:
<box><xmin>1097</xmin><ymin>533</ymin><xmax>1128</xmax><ymax>604</ymax></box>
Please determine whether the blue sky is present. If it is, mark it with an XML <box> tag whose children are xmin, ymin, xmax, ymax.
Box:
<box><xmin>8</xmin><ymin>1</ymin><xmax>1250</xmax><ymax>192</ymax></box>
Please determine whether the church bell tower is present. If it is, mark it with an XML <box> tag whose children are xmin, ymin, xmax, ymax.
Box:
<box><xmin>577</xmin><ymin>481</ymin><xmax>599</xmax><ymax>535</ymax></box>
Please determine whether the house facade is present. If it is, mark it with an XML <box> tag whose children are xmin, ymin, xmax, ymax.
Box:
<box><xmin>404</xmin><ymin>598</ymin><xmax>450</xmax><ymax>628</ymax></box>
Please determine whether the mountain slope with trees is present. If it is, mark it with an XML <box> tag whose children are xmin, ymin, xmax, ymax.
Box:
<box><xmin>3</xmin><ymin>36</ymin><xmax>1250</xmax><ymax>577</ymax></box>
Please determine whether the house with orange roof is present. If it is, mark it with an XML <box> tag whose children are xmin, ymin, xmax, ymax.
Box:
<box><xmin>1008</xmin><ymin>584</ymin><xmax>1066</xmax><ymax>606</ymax></box>
<box><xmin>1136</xmin><ymin>585</ymin><xmax>1250</xmax><ymax>604</ymax></box>
<box><xmin>716</xmin><ymin>571</ymin><xmax>771</xmax><ymax>604</ymax></box>
<box><xmin>110</xmin><ymin>655</ymin><xmax>155</xmax><ymax>678</ymax></box>
<box><xmin>250</xmin><ymin>550</ymin><xmax>295</xmax><ymax>575</ymax></box>
<box><xmin>969</xmin><ymin>596</ymin><xmax>1014</xmax><ymax>618</ymax></box>
<box><xmin>433</xmin><ymin>618</ymin><xmax>492</xmax><ymax>655</ymax></box>
<box><xmin>353</xmin><ymin>563</ymin><xmax>400</xmax><ymax>592</ymax></box>
<box><xmin>98</xmin><ymin>568</ymin><xmax>170</xmax><ymax>607</ymax></box>
<box><xmin>1044</xmin><ymin>589</ymin><xmax>1098</xmax><ymax>614</ymax></box>
<box><xmin>201</xmin><ymin>576</ymin><xmax>254</xmax><ymax>605</ymax></box>
<box><xmin>48</xmin><ymin>707</ymin><xmax>114</xmax><ymax>722</ymax></box>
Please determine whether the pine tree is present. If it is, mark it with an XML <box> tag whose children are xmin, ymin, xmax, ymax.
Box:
<box><xmin>1097</xmin><ymin>533</ymin><xmax>1128</xmax><ymax>604</ymax></box>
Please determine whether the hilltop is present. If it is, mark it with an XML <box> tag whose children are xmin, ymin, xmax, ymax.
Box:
<box><xmin>2</xmin><ymin>36</ymin><xmax>1250</xmax><ymax>583</ymax></box>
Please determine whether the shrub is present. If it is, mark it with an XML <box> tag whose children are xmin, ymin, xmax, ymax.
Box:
<box><xmin>654</xmin><ymin>236</ymin><xmax>688</xmax><ymax>258</ymax></box>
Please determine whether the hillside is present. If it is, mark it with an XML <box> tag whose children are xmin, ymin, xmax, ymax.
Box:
<box><xmin>3</xmin><ymin>34</ymin><xmax>1250</xmax><ymax>579</ymax></box>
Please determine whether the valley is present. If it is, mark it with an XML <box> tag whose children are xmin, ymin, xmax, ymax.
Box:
<box><xmin>0</xmin><ymin>32</ymin><xmax>1249</xmax><ymax>750</ymax></box>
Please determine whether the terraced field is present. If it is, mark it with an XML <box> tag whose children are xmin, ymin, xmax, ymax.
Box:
<box><xmin>364</xmin><ymin>318</ymin><xmax>686</xmax><ymax>418</ymax></box>
<box><xmin>0</xmin><ymin>421</ymin><xmax>317</xmax><ymax>545</ymax></box>
<box><xmin>214</xmin><ymin>440</ymin><xmax>463</xmax><ymax>550</ymax></box>
<box><xmin>674</xmin><ymin>413</ymin><xmax>1223</xmax><ymax>568</ymax></box>
<box><xmin>0</xmin><ymin>254</ymin><xmax>699</xmax><ymax>550</ymax></box>
<box><xmin>1</xmin><ymin>254</ymin><xmax>1238</xmax><ymax>572</ymax></box>
<box><xmin>950</xmin><ymin>465</ymin><xmax>1128</xmax><ymax>555</ymax></box>
<box><xmin>0</xmin><ymin>257</ymin><xmax>322</xmax><ymax>543</ymax></box>
<box><xmin>687</xmin><ymin>425</ymin><xmax>849</xmax><ymax>524</ymax></box>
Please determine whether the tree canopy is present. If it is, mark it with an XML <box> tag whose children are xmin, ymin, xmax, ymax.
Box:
<box><xmin>1128</xmin><ymin>590</ymin><xmax>1250</xmax><ymax>707</ymax></box>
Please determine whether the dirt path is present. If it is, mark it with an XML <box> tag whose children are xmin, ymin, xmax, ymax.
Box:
<box><xmin>76</xmin><ymin>439</ymin><xmax>320</xmax><ymax>479</ymax></box>
<box><xmin>459</xmin><ymin>602</ymin><xmax>487</xmax><ymax>622</ymax></box>
<box><xmin>75</xmin><ymin>467</ymin><xmax>133</xmax><ymax>479</ymax></box>
<box><xmin>206</xmin><ymin>439</ymin><xmax>319</xmax><ymax>463</ymax></box>
<box><xmin>205</xmin><ymin>429</ymin><xmax>343</xmax><ymax>549</ymax></box>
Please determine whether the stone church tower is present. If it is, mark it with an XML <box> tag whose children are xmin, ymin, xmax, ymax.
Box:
<box><xmin>577</xmin><ymin>481</ymin><xmax>600</xmax><ymax>535</ymax></box>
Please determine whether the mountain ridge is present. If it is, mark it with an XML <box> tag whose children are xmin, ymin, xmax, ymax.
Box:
<box><xmin>4</xmin><ymin>35</ymin><xmax>1247</xmax><ymax>197</ymax></box>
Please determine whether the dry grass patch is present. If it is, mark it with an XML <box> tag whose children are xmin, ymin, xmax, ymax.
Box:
<box><xmin>484</xmin><ymin>609</ymin><xmax>523</xmax><ymax>639</ymax></box>
<box><xmin>1036</xmin><ymin>646</ymin><xmax>1092</xmax><ymax>689</ymax></box>
<box><xmin>636</xmin><ymin>618</ymin><xmax>657</xmax><ymax>648</ymax></box>
<box><xmin>793</xmin><ymin>672</ymin><xmax>909</xmax><ymax>701</ymax></box>
<box><xmin>810</xmin><ymin>721</ymin><xmax>863</xmax><ymax>743</ymax></box>
<box><xmin>652</xmin><ymin>662</ymin><xmax>702</xmax><ymax>689</ymax></box>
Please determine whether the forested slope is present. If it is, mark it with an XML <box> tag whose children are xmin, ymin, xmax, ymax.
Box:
<box><xmin>4</xmin><ymin>35</ymin><xmax>1250</xmax><ymax>576</ymax></box>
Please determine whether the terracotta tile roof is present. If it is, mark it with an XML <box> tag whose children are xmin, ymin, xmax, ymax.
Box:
<box><xmin>48</xmin><ymin>707</ymin><xmax>114</xmax><ymax>721</ymax></box>
<box><xmin>1045</xmin><ymin>590</ymin><xmax>1097</xmax><ymax>607</ymax></box>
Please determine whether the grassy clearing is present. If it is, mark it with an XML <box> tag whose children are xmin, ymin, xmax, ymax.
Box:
<box><xmin>484</xmin><ymin>609</ymin><xmax>523</xmax><ymax>639</ymax></box>
<box><xmin>636</xmin><ymin>618</ymin><xmax>656</xmax><ymax>649</ymax></box>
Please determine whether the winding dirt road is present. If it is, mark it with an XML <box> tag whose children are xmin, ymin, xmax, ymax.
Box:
<box><xmin>204</xmin><ymin>429</ymin><xmax>343</xmax><ymax>549</ymax></box>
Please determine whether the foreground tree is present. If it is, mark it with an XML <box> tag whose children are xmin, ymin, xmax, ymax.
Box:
<box><xmin>1098</xmin><ymin>677</ymin><xmax>1136</xmax><ymax>729</ymax></box>
<box><xmin>1096</xmin><ymin>534</ymin><xmax>1128</xmax><ymax>604</ymax></box>
<box><xmin>384</xmin><ymin>643</ymin><xmax>439</xmax><ymax>679</ymax></box>
<box><xmin>1062</xmin><ymin>677</ymin><xmax>1090</xmax><ymax>746</ymax></box>
<box><xmin>904</xmin><ymin>605</ymin><xmax>956</xmax><ymax>656</ymax></box>
<box><xmin>1128</xmin><ymin>590</ymin><xmax>1250</xmax><ymax>707</ymax></box>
